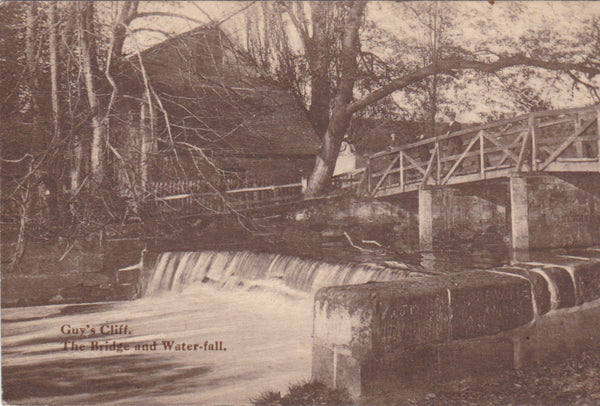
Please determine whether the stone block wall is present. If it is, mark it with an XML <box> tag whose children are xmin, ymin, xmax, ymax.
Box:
<box><xmin>510</xmin><ymin>173</ymin><xmax>600</xmax><ymax>250</ymax></box>
<box><xmin>419</xmin><ymin>186</ymin><xmax>508</xmax><ymax>250</ymax></box>
<box><xmin>312</xmin><ymin>250</ymin><xmax>600</xmax><ymax>398</ymax></box>
<box><xmin>1</xmin><ymin>236</ymin><xmax>144</xmax><ymax>307</ymax></box>
<box><xmin>1</xmin><ymin>240</ymin><xmax>109</xmax><ymax>306</ymax></box>
<box><xmin>524</xmin><ymin>174</ymin><xmax>600</xmax><ymax>248</ymax></box>
<box><xmin>419</xmin><ymin>173</ymin><xmax>599</xmax><ymax>251</ymax></box>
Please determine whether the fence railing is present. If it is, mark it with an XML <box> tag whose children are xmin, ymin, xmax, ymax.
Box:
<box><xmin>330</xmin><ymin>168</ymin><xmax>366</xmax><ymax>194</ymax></box>
<box><xmin>366</xmin><ymin>105</ymin><xmax>600</xmax><ymax>197</ymax></box>
<box><xmin>150</xmin><ymin>177</ymin><xmax>303</xmax><ymax>214</ymax></box>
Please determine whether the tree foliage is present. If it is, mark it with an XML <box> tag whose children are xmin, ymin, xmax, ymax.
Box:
<box><xmin>240</xmin><ymin>1</ymin><xmax>600</xmax><ymax>196</ymax></box>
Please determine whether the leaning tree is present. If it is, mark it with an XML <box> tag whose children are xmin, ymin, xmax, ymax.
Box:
<box><xmin>241</xmin><ymin>1</ymin><xmax>600</xmax><ymax>197</ymax></box>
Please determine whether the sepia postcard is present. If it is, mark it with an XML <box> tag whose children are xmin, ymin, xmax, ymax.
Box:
<box><xmin>2</xmin><ymin>1</ymin><xmax>600</xmax><ymax>405</ymax></box>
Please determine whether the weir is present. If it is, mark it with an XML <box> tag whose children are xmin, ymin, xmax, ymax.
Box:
<box><xmin>118</xmin><ymin>250</ymin><xmax>426</xmax><ymax>297</ymax></box>
<box><xmin>114</xmin><ymin>246</ymin><xmax>600</xmax><ymax>401</ymax></box>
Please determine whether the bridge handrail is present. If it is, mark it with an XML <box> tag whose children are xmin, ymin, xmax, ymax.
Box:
<box><xmin>370</xmin><ymin>104</ymin><xmax>599</xmax><ymax>159</ymax></box>
<box><xmin>224</xmin><ymin>182</ymin><xmax>302</xmax><ymax>194</ymax></box>
<box><xmin>531</xmin><ymin>105</ymin><xmax>599</xmax><ymax>118</ymax></box>
<box><xmin>370</xmin><ymin>115</ymin><xmax>528</xmax><ymax>158</ymax></box>
<box><xmin>365</xmin><ymin>104</ymin><xmax>600</xmax><ymax>197</ymax></box>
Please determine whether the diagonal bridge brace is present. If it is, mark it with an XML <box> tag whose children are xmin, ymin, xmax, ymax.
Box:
<box><xmin>539</xmin><ymin>118</ymin><xmax>596</xmax><ymax>171</ymax></box>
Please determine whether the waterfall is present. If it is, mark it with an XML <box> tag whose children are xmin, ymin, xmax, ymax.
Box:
<box><xmin>143</xmin><ymin>251</ymin><xmax>422</xmax><ymax>296</ymax></box>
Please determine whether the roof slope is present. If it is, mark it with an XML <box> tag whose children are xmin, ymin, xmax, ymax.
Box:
<box><xmin>119</xmin><ymin>26</ymin><xmax>320</xmax><ymax>157</ymax></box>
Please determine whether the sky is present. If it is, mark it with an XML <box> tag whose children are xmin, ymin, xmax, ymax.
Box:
<box><xmin>120</xmin><ymin>1</ymin><xmax>600</xmax><ymax>123</ymax></box>
<box><xmin>127</xmin><ymin>2</ymin><xmax>600</xmax><ymax>48</ymax></box>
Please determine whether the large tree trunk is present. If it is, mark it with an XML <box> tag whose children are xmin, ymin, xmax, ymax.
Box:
<box><xmin>9</xmin><ymin>180</ymin><xmax>33</xmax><ymax>272</ymax></box>
<box><xmin>111</xmin><ymin>1</ymin><xmax>139</xmax><ymax>62</ymax></box>
<box><xmin>305</xmin><ymin>109</ymin><xmax>352</xmax><ymax>196</ymax></box>
<box><xmin>56</xmin><ymin>2</ymin><xmax>84</xmax><ymax>194</ymax></box>
<box><xmin>305</xmin><ymin>2</ymin><xmax>366</xmax><ymax>197</ymax></box>
<box><xmin>78</xmin><ymin>1</ymin><xmax>105</xmax><ymax>189</ymax></box>
<box><xmin>307</xmin><ymin>51</ymin><xmax>331</xmax><ymax>138</ymax></box>
<box><xmin>25</xmin><ymin>2</ymin><xmax>41</xmax><ymax>146</ymax></box>
<box><xmin>139</xmin><ymin>93</ymin><xmax>155</xmax><ymax>192</ymax></box>
<box><xmin>10</xmin><ymin>2</ymin><xmax>40</xmax><ymax>271</ymax></box>
<box><xmin>49</xmin><ymin>1</ymin><xmax>59</xmax><ymax>138</ymax></box>
<box><xmin>71</xmin><ymin>137</ymin><xmax>83</xmax><ymax>192</ymax></box>
<box><xmin>307</xmin><ymin>2</ymin><xmax>333</xmax><ymax>138</ymax></box>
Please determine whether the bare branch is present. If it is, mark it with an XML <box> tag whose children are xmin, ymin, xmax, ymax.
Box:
<box><xmin>128</xmin><ymin>11</ymin><xmax>206</xmax><ymax>26</ymax></box>
<box><xmin>278</xmin><ymin>1</ymin><xmax>311</xmax><ymax>48</ymax></box>
<box><xmin>217</xmin><ymin>1</ymin><xmax>257</xmax><ymax>26</ymax></box>
<box><xmin>1</xmin><ymin>153</ymin><xmax>34</xmax><ymax>163</ymax></box>
<box><xmin>130</xmin><ymin>28</ymin><xmax>172</xmax><ymax>38</ymax></box>
<box><xmin>348</xmin><ymin>55</ymin><xmax>600</xmax><ymax>114</ymax></box>
<box><xmin>567</xmin><ymin>71</ymin><xmax>600</xmax><ymax>102</ymax></box>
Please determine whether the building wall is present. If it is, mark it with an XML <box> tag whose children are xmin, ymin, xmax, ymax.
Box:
<box><xmin>149</xmin><ymin>153</ymin><xmax>315</xmax><ymax>187</ymax></box>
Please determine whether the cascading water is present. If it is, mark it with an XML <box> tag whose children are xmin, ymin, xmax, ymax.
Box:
<box><xmin>143</xmin><ymin>250</ymin><xmax>423</xmax><ymax>296</ymax></box>
<box><xmin>4</xmin><ymin>250</ymin><xmax>422</xmax><ymax>405</ymax></box>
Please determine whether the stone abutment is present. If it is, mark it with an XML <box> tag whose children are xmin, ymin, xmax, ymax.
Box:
<box><xmin>312</xmin><ymin>250</ymin><xmax>600</xmax><ymax>398</ymax></box>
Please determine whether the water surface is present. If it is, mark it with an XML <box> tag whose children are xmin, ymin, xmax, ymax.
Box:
<box><xmin>2</xmin><ymin>284</ymin><xmax>313</xmax><ymax>405</ymax></box>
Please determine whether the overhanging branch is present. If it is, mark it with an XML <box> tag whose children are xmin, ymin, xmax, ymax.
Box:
<box><xmin>127</xmin><ymin>11</ymin><xmax>206</xmax><ymax>26</ymax></box>
<box><xmin>347</xmin><ymin>54</ymin><xmax>600</xmax><ymax>114</ymax></box>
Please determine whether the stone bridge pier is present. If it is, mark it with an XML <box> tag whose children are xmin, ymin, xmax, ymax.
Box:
<box><xmin>418</xmin><ymin>173</ymin><xmax>600</xmax><ymax>252</ymax></box>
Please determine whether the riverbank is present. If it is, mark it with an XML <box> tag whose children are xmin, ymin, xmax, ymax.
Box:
<box><xmin>363</xmin><ymin>348</ymin><xmax>600</xmax><ymax>405</ymax></box>
<box><xmin>1</xmin><ymin>197</ymin><xmax>509</xmax><ymax>307</ymax></box>
<box><xmin>1</xmin><ymin>224</ymin><xmax>144</xmax><ymax>307</ymax></box>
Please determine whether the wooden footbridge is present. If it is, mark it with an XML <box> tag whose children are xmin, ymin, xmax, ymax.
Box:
<box><xmin>151</xmin><ymin>105</ymin><xmax>600</xmax><ymax>238</ymax></box>
<box><xmin>363</xmin><ymin>104</ymin><xmax>600</xmax><ymax>198</ymax></box>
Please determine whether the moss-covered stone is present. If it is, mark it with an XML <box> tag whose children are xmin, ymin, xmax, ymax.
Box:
<box><xmin>499</xmin><ymin>266</ymin><xmax>552</xmax><ymax>315</ymax></box>
<box><xmin>573</xmin><ymin>261</ymin><xmax>600</xmax><ymax>303</ymax></box>
<box><xmin>447</xmin><ymin>272</ymin><xmax>534</xmax><ymax>340</ymax></box>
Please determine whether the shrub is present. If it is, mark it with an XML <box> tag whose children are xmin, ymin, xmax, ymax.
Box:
<box><xmin>251</xmin><ymin>380</ymin><xmax>353</xmax><ymax>406</ymax></box>
<box><xmin>251</xmin><ymin>390</ymin><xmax>282</xmax><ymax>406</ymax></box>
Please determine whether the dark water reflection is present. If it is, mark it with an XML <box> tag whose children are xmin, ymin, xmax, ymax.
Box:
<box><xmin>301</xmin><ymin>240</ymin><xmax>511</xmax><ymax>274</ymax></box>
<box><xmin>3</xmin><ymin>355</ymin><xmax>211</xmax><ymax>403</ymax></box>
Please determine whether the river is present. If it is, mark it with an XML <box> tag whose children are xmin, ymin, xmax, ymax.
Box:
<box><xmin>1</xmin><ymin>247</ymin><xmax>512</xmax><ymax>405</ymax></box>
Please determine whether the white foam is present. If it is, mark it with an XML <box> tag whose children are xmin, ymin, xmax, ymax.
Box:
<box><xmin>528</xmin><ymin>267</ymin><xmax>559</xmax><ymax>311</ymax></box>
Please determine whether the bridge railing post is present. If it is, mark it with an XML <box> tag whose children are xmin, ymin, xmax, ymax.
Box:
<box><xmin>479</xmin><ymin>130</ymin><xmax>485</xmax><ymax>179</ymax></box>
<box><xmin>435</xmin><ymin>138</ymin><xmax>441</xmax><ymax>184</ymax></box>
<box><xmin>529</xmin><ymin>114</ymin><xmax>538</xmax><ymax>172</ymax></box>
<box><xmin>597</xmin><ymin>106</ymin><xmax>600</xmax><ymax>169</ymax></box>
<box><xmin>399</xmin><ymin>151</ymin><xmax>404</xmax><ymax>192</ymax></box>
<box><xmin>575</xmin><ymin>112</ymin><xmax>584</xmax><ymax>158</ymax></box>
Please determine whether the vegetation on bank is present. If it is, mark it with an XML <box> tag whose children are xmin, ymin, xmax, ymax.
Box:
<box><xmin>269</xmin><ymin>351</ymin><xmax>600</xmax><ymax>406</ymax></box>
<box><xmin>251</xmin><ymin>380</ymin><xmax>352</xmax><ymax>406</ymax></box>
